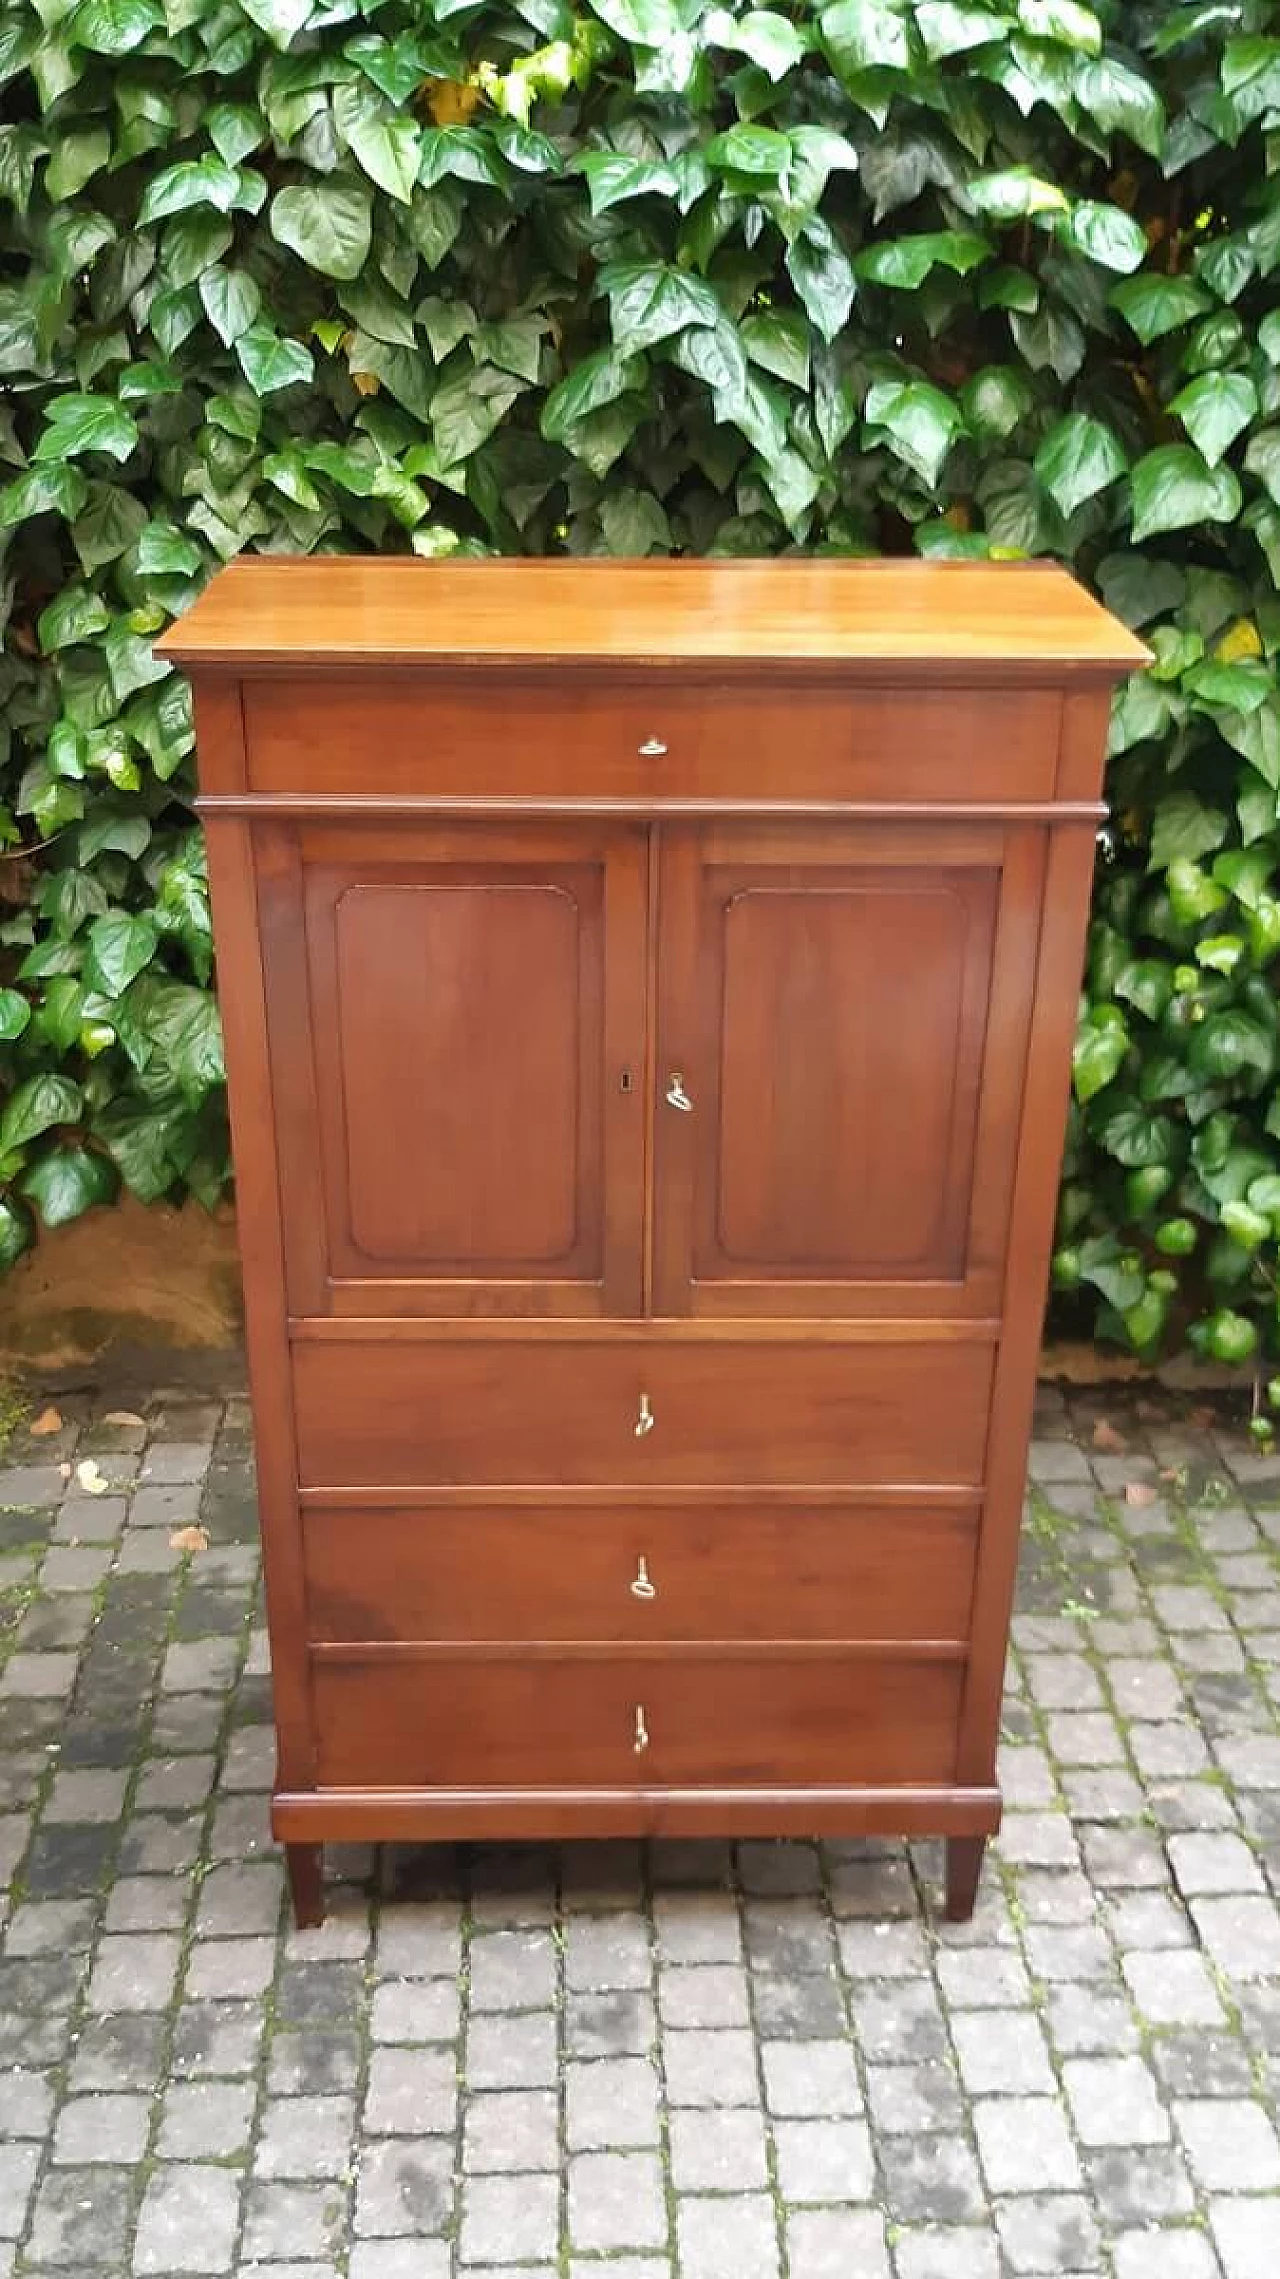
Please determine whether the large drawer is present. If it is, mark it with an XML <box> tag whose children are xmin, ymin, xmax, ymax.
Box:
<box><xmin>242</xmin><ymin>677</ymin><xmax>1060</xmax><ymax>804</ymax></box>
<box><xmin>310</xmin><ymin>1651</ymin><xmax>963</xmax><ymax>1788</ymax></box>
<box><xmin>291</xmin><ymin>1338</ymin><xmax>995</xmax><ymax>1490</ymax></box>
<box><xmin>303</xmin><ymin>1499</ymin><xmax>979</xmax><ymax>1645</ymax></box>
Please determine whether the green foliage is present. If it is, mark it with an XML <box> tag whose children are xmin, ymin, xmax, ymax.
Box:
<box><xmin>1</xmin><ymin>0</ymin><xmax>1279</xmax><ymax>1399</ymax></box>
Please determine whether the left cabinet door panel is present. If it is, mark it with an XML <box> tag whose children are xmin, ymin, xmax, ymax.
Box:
<box><xmin>258</xmin><ymin>819</ymin><xmax>649</xmax><ymax>1319</ymax></box>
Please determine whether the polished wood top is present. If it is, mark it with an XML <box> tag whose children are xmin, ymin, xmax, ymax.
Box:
<box><xmin>158</xmin><ymin>557</ymin><xmax>1147</xmax><ymax>678</ymax></box>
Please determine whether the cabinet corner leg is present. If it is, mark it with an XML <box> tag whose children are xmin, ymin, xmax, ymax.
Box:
<box><xmin>944</xmin><ymin>1834</ymin><xmax>986</xmax><ymax>1924</ymax></box>
<box><xmin>286</xmin><ymin>1841</ymin><xmax>324</xmax><ymax>1929</ymax></box>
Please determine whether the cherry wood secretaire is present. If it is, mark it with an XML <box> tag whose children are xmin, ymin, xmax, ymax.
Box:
<box><xmin>159</xmin><ymin>558</ymin><xmax>1146</xmax><ymax>1925</ymax></box>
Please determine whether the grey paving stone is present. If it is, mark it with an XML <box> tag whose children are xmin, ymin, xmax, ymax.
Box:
<box><xmin>851</xmin><ymin>1980</ymin><xmax>948</xmax><ymax>2063</ymax></box>
<box><xmin>463</xmin><ymin>2090</ymin><xmax>559</xmax><ymax>2174</ymax></box>
<box><xmin>565</xmin><ymin>1988</ymin><xmax>655</xmax><ymax>2057</ymax></box>
<box><xmin>68</xmin><ymin>2011</ymin><xmax>168</xmax><ymax>2092</ymax></box>
<box><xmin>761</xmin><ymin>2038</ymin><xmax>861</xmax><ymax>2117</ymax></box>
<box><xmin>934</xmin><ymin>1946</ymin><xmax>1032</xmax><ymax>2009</ymax></box>
<box><xmin>1112</xmin><ymin>2233</ymin><xmax>1221</xmax><ymax>2279</ymax></box>
<box><xmin>785</xmin><ymin>2207</ymin><xmax>891</xmax><ymax>2279</ymax></box>
<box><xmin>158</xmin><ymin>2077</ymin><xmax>256</xmax><ymax>2158</ymax></box>
<box><xmin>658</xmin><ymin>1962</ymin><xmax>751</xmax><ymax>2028</ymax></box>
<box><xmin>170</xmin><ymin>2000</ymin><xmax>265</xmax><ymax>2078</ymax></box>
<box><xmin>364</xmin><ymin>2046</ymin><xmax>456</xmax><ymax>2136</ymax></box>
<box><xmin>468</xmin><ymin>1926</ymin><xmax>558</xmax><ymax>2010</ymax></box>
<box><xmin>669</xmin><ymin>2105</ymin><xmax>769</xmax><ymax>2192</ymax></box>
<box><xmin>752</xmin><ymin>1970</ymin><xmax>846</xmax><ymax>2039</ymax></box>
<box><xmin>268</xmin><ymin>2028</ymin><xmax>361</xmax><ymax>2096</ymax></box>
<box><xmin>563</xmin><ymin>1912</ymin><xmax>652</xmax><ymax>1989</ymax></box>
<box><xmin>1085</xmin><ymin>2145</ymin><xmax>1197</xmax><ymax>2225</ymax></box>
<box><xmin>878</xmin><ymin>2134</ymin><xmax>986</xmax><ymax>2224</ymax></box>
<box><xmin>103</xmin><ymin>1873</ymin><xmax>191</xmax><ymax>1933</ymax></box>
<box><xmin>951</xmin><ymin>2009</ymin><xmax>1054</xmax><ymax>2096</ymax></box>
<box><xmin>1123</xmin><ymin>1947</ymin><xmax>1227</xmax><ymax>2025</ymax></box>
<box><xmin>354</xmin><ymin>2139</ymin><xmax>453</xmax><ymax>2237</ymax></box>
<box><xmin>241</xmin><ymin>2180</ymin><xmax>347</xmax><ymax>2261</ymax></box>
<box><xmin>183</xmin><ymin>1934</ymin><xmax>276</xmax><ymax>1999</ymax></box>
<box><xmin>568</xmin><ymin>2150</ymin><xmax>667</xmax><ymax>2251</ymax></box>
<box><xmin>1191</xmin><ymin>1893</ymin><xmax>1280</xmax><ymax>1978</ymax></box>
<box><xmin>1150</xmin><ymin>2030</ymin><xmax>1258</xmax><ymax>2099</ymax></box>
<box><xmin>864</xmin><ymin>2060</ymin><xmax>964</xmax><ymax>2134</ymax></box>
<box><xmin>255</xmin><ymin>2094</ymin><xmax>357</xmax><ymax>2180</ymax></box>
<box><xmin>370</xmin><ymin>1979</ymin><xmax>460</xmax><ymax>2044</ymax></box>
<box><xmin>349</xmin><ymin>2246</ymin><xmax>451</xmax><ymax>2279</ymax></box>
<box><xmin>746</xmin><ymin>1900</ymin><xmax>836</xmax><ymax>1976</ymax></box>
<box><xmin>1106</xmin><ymin>1889</ymin><xmax>1195</xmax><ymax>1949</ymax></box>
<box><xmin>466</xmin><ymin>2010</ymin><xmax>558</xmax><ymax>2089</ymax></box>
<box><xmin>0</xmin><ymin>2144</ymin><xmax>39</xmax><ymax>2239</ymax></box>
<box><xmin>87</xmin><ymin>1931</ymin><xmax>182</xmax><ymax>2011</ymax></box>
<box><xmin>773</xmin><ymin>2116</ymin><xmax>874</xmax><ymax>2203</ymax></box>
<box><xmin>566</xmin><ymin>2055</ymin><xmax>659</xmax><ymax>2148</ymax></box>
<box><xmin>26</xmin><ymin>2164</ymin><xmax>135</xmax><ymax>2266</ymax></box>
<box><xmin>43</xmin><ymin>1767</ymin><xmax>129</xmax><ymax>1825</ymax></box>
<box><xmin>654</xmin><ymin>1891</ymin><xmax>743</xmax><ymax>1963</ymax></box>
<box><xmin>458</xmin><ymin>2171</ymin><xmax>559</xmax><ymax>2262</ymax></box>
<box><xmin>663</xmin><ymin>2026</ymin><xmax>761</xmax><ymax>2107</ymax></box>
<box><xmin>1061</xmin><ymin>2055</ymin><xmax>1170</xmax><ymax>2146</ymax></box>
<box><xmin>1176</xmin><ymin>2099</ymin><xmax>1280</xmax><ymax>2190</ymax></box>
<box><xmin>994</xmin><ymin>2193</ymin><xmax>1101</xmax><ymax>2274</ymax></box>
<box><xmin>972</xmin><ymin>2098</ymin><xmax>1083</xmax><ymax>2193</ymax></box>
<box><xmin>51</xmin><ymin>2090</ymin><xmax>151</xmax><ymax>2162</ymax></box>
<box><xmin>373</xmin><ymin>1903</ymin><xmax>462</xmax><ymax>1979</ymax></box>
<box><xmin>1209</xmin><ymin>2194</ymin><xmax>1280</xmax><ymax>2279</ymax></box>
<box><xmin>0</xmin><ymin>2067</ymin><xmax>55</xmax><ymax>2139</ymax></box>
<box><xmin>894</xmin><ymin>2231</ymin><xmax>1001</xmax><ymax>2279</ymax></box>
<box><xmin>676</xmin><ymin>2193</ymin><xmax>780</xmax><ymax>2279</ymax></box>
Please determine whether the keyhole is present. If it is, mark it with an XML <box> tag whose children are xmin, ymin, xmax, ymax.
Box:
<box><xmin>619</xmin><ymin>1068</ymin><xmax>634</xmax><ymax>1094</ymax></box>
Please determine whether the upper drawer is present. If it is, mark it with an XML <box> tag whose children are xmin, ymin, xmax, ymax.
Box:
<box><xmin>291</xmin><ymin>1335</ymin><xmax>995</xmax><ymax>1491</ymax></box>
<box><xmin>236</xmin><ymin>677</ymin><xmax>1061</xmax><ymax>804</ymax></box>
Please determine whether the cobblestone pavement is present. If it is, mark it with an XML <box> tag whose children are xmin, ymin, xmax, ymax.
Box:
<box><xmin>0</xmin><ymin>1379</ymin><xmax>1278</xmax><ymax>2277</ymax></box>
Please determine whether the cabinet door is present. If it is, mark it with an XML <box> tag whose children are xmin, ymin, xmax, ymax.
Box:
<box><xmin>652</xmin><ymin>819</ymin><xmax>1045</xmax><ymax>1318</ymax></box>
<box><xmin>260</xmin><ymin>818</ymin><xmax>648</xmax><ymax>1318</ymax></box>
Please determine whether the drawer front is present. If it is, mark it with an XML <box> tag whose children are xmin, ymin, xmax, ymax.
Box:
<box><xmin>303</xmin><ymin>1500</ymin><xmax>979</xmax><ymax>1645</ymax></box>
<box><xmin>292</xmin><ymin>1339</ymin><xmax>995</xmax><ymax>1490</ymax></box>
<box><xmin>242</xmin><ymin>678</ymin><xmax>1060</xmax><ymax>805</ymax></box>
<box><xmin>311</xmin><ymin>1652</ymin><xmax>962</xmax><ymax>1788</ymax></box>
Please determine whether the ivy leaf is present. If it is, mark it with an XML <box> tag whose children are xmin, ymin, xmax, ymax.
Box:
<box><xmin>235</xmin><ymin>325</ymin><xmax>314</xmax><ymax>395</ymax></box>
<box><xmin>333</xmin><ymin>80</ymin><xmax>422</xmax><ymax>205</ymax></box>
<box><xmin>1034</xmin><ymin>412</ymin><xmax>1126</xmax><ymax>518</ymax></box>
<box><xmin>856</xmin><ymin>232</ymin><xmax>990</xmax><ymax>289</ymax></box>
<box><xmin>1111</xmin><ymin>274</ymin><xmax>1211</xmax><ymax>344</ymax></box>
<box><xmin>967</xmin><ymin>168</ymin><xmax>1068</xmax><ymax>220</ymax></box>
<box><xmin>138</xmin><ymin>157</ymin><xmax>242</xmax><ymax>224</ymax></box>
<box><xmin>1073</xmin><ymin>1017</ymin><xmax>1128</xmax><ymax>1103</ymax></box>
<box><xmin>271</xmin><ymin>181</ymin><xmax>373</xmax><ymax>281</ymax></box>
<box><xmin>1076</xmin><ymin>57</ymin><xmax>1166</xmax><ymax>156</ymax></box>
<box><xmin>38</xmin><ymin>586</ymin><xmax>110</xmax><ymax>653</ymax></box>
<box><xmin>821</xmin><ymin>0</ymin><xmax>910</xmax><ymax>75</ymax></box>
<box><xmin>235</xmin><ymin>0</ymin><xmax>314</xmax><ymax>49</ymax></box>
<box><xmin>20</xmin><ymin>1144</ymin><xmax>117</xmax><ymax>1229</ymax></box>
<box><xmin>1017</xmin><ymin>0</ymin><xmax>1100</xmax><ymax>50</ymax></box>
<box><xmin>1062</xmin><ymin>201</ymin><xmax>1147</xmax><ymax>274</ymax></box>
<box><xmin>0</xmin><ymin>1072</ymin><xmax>84</xmax><ymax>1153</ymax></box>
<box><xmin>703</xmin><ymin>8</ymin><xmax>806</xmax><ymax>79</ymax></box>
<box><xmin>577</xmin><ymin>153</ymin><xmax>678</xmax><ymax>215</ymax></box>
<box><xmin>68</xmin><ymin>0</ymin><xmax>162</xmax><ymax>56</ymax></box>
<box><xmin>741</xmin><ymin>310</ymin><xmax>810</xmax><ymax>390</ymax></box>
<box><xmin>33</xmin><ymin>395</ymin><xmax>139</xmax><ymax>465</ymax></box>
<box><xmin>916</xmin><ymin>4</ymin><xmax>1003</xmax><ymax>61</ymax></box>
<box><xmin>586</xmin><ymin>0</ymin><xmax>683</xmax><ymax>40</ymax></box>
<box><xmin>1150</xmin><ymin>792</ymin><xmax>1230</xmax><ymax>871</ymax></box>
<box><xmin>785</xmin><ymin>218</ymin><xmax>855</xmax><ymax>343</ymax></box>
<box><xmin>961</xmin><ymin>366</ymin><xmax>1033</xmax><ymax>440</ymax></box>
<box><xmin>199</xmin><ymin>265</ymin><xmax>262</xmax><ymax>347</ymax></box>
<box><xmin>1168</xmin><ymin>373</ymin><xmax>1257</xmax><ymax>470</ymax></box>
<box><xmin>864</xmin><ymin>379</ymin><xmax>961</xmax><ymax>487</ymax></box>
<box><xmin>597</xmin><ymin>262</ymin><xmax>721</xmax><ymax>354</ymax></box>
<box><xmin>85</xmin><ymin>910</ymin><xmax>158</xmax><ymax>998</ymax></box>
<box><xmin>1130</xmin><ymin>446</ymin><xmax>1242</xmax><ymax>544</ymax></box>
<box><xmin>0</xmin><ymin>1199</ymin><xmax>34</xmax><ymax>1273</ymax></box>
<box><xmin>0</xmin><ymin>988</ymin><xmax>31</xmax><ymax>1041</ymax></box>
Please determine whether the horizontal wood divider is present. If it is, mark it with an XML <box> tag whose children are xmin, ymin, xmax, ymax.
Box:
<box><xmin>288</xmin><ymin>1315</ymin><xmax>1002</xmax><ymax>1345</ymax></box>
<box><xmin>198</xmin><ymin>793</ymin><xmax>1108</xmax><ymax>824</ymax></box>
<box><xmin>272</xmin><ymin>1784</ymin><xmax>1005</xmax><ymax>1842</ymax></box>
<box><xmin>296</xmin><ymin>1482</ymin><xmax>985</xmax><ymax>1509</ymax></box>
<box><xmin>307</xmin><ymin>1637</ymin><xmax>970</xmax><ymax>1664</ymax></box>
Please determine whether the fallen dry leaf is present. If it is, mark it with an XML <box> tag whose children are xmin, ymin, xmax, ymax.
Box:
<box><xmin>58</xmin><ymin>1461</ymin><xmax>72</xmax><ymax>1480</ymax></box>
<box><xmin>103</xmin><ymin>1409</ymin><xmax>144</xmax><ymax>1428</ymax></box>
<box><xmin>1125</xmin><ymin>1481</ymin><xmax>1159</xmax><ymax>1507</ymax></box>
<box><xmin>75</xmin><ymin>1458</ymin><xmax>108</xmax><ymax>1496</ymax></box>
<box><xmin>29</xmin><ymin>1406</ymin><xmax>62</xmax><ymax>1436</ymax></box>
<box><xmin>168</xmin><ymin>1525</ymin><xmax>209</xmax><ymax>1553</ymax></box>
<box><xmin>1092</xmin><ymin>1418</ymin><xmax>1128</xmax><ymax>1454</ymax></box>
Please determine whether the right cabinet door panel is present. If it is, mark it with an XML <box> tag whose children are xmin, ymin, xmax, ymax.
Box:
<box><xmin>652</xmin><ymin>818</ymin><xmax>1045</xmax><ymax>1318</ymax></box>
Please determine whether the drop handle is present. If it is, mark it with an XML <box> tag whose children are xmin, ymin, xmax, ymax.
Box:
<box><xmin>633</xmin><ymin>1704</ymin><xmax>650</xmax><ymax>1754</ymax></box>
<box><xmin>630</xmin><ymin>1555</ymin><xmax>657</xmax><ymax>1601</ymax></box>
<box><xmin>665</xmin><ymin>1072</ymin><xmax>693</xmax><ymax>1113</ymax></box>
<box><xmin>635</xmin><ymin>1394</ymin><xmax>655</xmax><ymax>1438</ymax></box>
<box><xmin>639</xmin><ymin>735</ymin><xmax>668</xmax><ymax>756</ymax></box>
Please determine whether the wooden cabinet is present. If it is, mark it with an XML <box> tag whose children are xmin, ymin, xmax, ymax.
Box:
<box><xmin>160</xmin><ymin>558</ymin><xmax>1145</xmax><ymax>1925</ymax></box>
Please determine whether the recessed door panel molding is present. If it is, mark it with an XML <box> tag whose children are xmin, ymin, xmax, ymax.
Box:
<box><xmin>260</xmin><ymin>819</ymin><xmax>648</xmax><ymax>1319</ymax></box>
<box><xmin>652</xmin><ymin>820</ymin><xmax>1044</xmax><ymax>1318</ymax></box>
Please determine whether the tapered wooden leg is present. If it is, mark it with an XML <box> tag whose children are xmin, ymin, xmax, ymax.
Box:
<box><xmin>286</xmin><ymin>1842</ymin><xmax>324</xmax><ymax>1929</ymax></box>
<box><xmin>945</xmin><ymin>1835</ymin><xmax>986</xmax><ymax>1923</ymax></box>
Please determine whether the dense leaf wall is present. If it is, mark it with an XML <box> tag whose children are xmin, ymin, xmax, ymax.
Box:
<box><xmin>1</xmin><ymin>0</ymin><xmax>1279</xmax><ymax>1394</ymax></box>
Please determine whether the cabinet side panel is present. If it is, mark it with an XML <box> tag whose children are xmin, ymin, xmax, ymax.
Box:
<box><xmin>198</xmin><ymin>697</ymin><xmax>314</xmax><ymax>1790</ymax></box>
<box><xmin>957</xmin><ymin>692</ymin><xmax>1112</xmax><ymax>1784</ymax></box>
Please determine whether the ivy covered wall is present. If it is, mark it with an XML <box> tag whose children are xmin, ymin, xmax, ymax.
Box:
<box><xmin>1</xmin><ymin>0</ymin><xmax>1279</xmax><ymax>1397</ymax></box>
